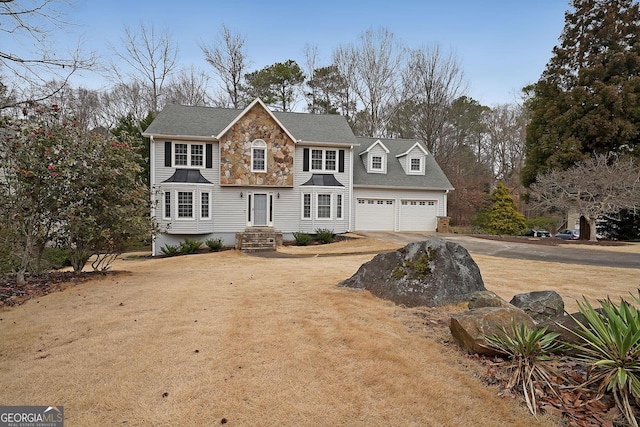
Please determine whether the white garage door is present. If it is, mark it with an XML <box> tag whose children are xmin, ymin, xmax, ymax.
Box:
<box><xmin>399</xmin><ymin>200</ymin><xmax>437</xmax><ymax>231</ymax></box>
<box><xmin>356</xmin><ymin>199</ymin><xmax>395</xmax><ymax>230</ymax></box>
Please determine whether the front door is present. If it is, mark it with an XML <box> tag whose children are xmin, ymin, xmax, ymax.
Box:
<box><xmin>253</xmin><ymin>193</ymin><xmax>268</xmax><ymax>226</ymax></box>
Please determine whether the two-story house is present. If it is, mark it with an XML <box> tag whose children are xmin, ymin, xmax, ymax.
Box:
<box><xmin>142</xmin><ymin>98</ymin><xmax>453</xmax><ymax>254</ymax></box>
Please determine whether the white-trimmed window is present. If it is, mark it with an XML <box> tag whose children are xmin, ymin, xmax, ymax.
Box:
<box><xmin>311</xmin><ymin>149</ymin><xmax>323</xmax><ymax>170</ymax></box>
<box><xmin>177</xmin><ymin>191</ymin><xmax>194</xmax><ymax>218</ymax></box>
<box><xmin>317</xmin><ymin>194</ymin><xmax>332</xmax><ymax>219</ymax></box>
<box><xmin>201</xmin><ymin>192</ymin><xmax>210</xmax><ymax>218</ymax></box>
<box><xmin>409</xmin><ymin>156</ymin><xmax>424</xmax><ymax>174</ymax></box>
<box><xmin>336</xmin><ymin>194</ymin><xmax>343</xmax><ymax>219</ymax></box>
<box><xmin>174</xmin><ymin>142</ymin><xmax>204</xmax><ymax>167</ymax></box>
<box><xmin>252</xmin><ymin>139</ymin><xmax>267</xmax><ymax>172</ymax></box>
<box><xmin>302</xmin><ymin>193</ymin><xmax>311</xmax><ymax>219</ymax></box>
<box><xmin>325</xmin><ymin>150</ymin><xmax>337</xmax><ymax>171</ymax></box>
<box><xmin>310</xmin><ymin>149</ymin><xmax>338</xmax><ymax>171</ymax></box>
<box><xmin>163</xmin><ymin>192</ymin><xmax>171</xmax><ymax>219</ymax></box>
<box><xmin>371</xmin><ymin>155</ymin><xmax>383</xmax><ymax>171</ymax></box>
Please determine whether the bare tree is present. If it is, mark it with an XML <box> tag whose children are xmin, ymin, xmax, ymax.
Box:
<box><xmin>483</xmin><ymin>103</ymin><xmax>527</xmax><ymax>186</ymax></box>
<box><xmin>402</xmin><ymin>44</ymin><xmax>467</xmax><ymax>156</ymax></box>
<box><xmin>0</xmin><ymin>0</ymin><xmax>94</xmax><ymax>110</ymax></box>
<box><xmin>200</xmin><ymin>24</ymin><xmax>249</xmax><ymax>109</ymax></box>
<box><xmin>110</xmin><ymin>22</ymin><xmax>178</xmax><ymax>113</ymax></box>
<box><xmin>334</xmin><ymin>28</ymin><xmax>404</xmax><ymax>137</ymax></box>
<box><xmin>99</xmin><ymin>81</ymin><xmax>150</xmax><ymax>129</ymax></box>
<box><xmin>163</xmin><ymin>66</ymin><xmax>211</xmax><ymax>106</ymax></box>
<box><xmin>530</xmin><ymin>153</ymin><xmax>640</xmax><ymax>241</ymax></box>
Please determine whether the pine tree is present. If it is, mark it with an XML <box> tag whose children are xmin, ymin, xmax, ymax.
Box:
<box><xmin>482</xmin><ymin>183</ymin><xmax>527</xmax><ymax>236</ymax></box>
<box><xmin>522</xmin><ymin>0</ymin><xmax>640</xmax><ymax>187</ymax></box>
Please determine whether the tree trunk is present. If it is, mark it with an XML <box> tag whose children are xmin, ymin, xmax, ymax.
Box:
<box><xmin>579</xmin><ymin>216</ymin><xmax>591</xmax><ymax>240</ymax></box>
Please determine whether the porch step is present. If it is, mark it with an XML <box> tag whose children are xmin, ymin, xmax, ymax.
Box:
<box><xmin>235</xmin><ymin>227</ymin><xmax>283</xmax><ymax>252</ymax></box>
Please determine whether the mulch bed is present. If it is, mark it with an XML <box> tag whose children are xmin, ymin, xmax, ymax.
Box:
<box><xmin>472</xmin><ymin>234</ymin><xmax>628</xmax><ymax>247</ymax></box>
<box><xmin>0</xmin><ymin>271</ymin><xmax>106</xmax><ymax>308</ymax></box>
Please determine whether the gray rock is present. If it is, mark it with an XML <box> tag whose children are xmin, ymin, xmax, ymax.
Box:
<box><xmin>339</xmin><ymin>238</ymin><xmax>486</xmax><ymax>307</ymax></box>
<box><xmin>449</xmin><ymin>306</ymin><xmax>536</xmax><ymax>356</ymax></box>
<box><xmin>468</xmin><ymin>290</ymin><xmax>511</xmax><ymax>309</ymax></box>
<box><xmin>510</xmin><ymin>291</ymin><xmax>565</xmax><ymax>323</ymax></box>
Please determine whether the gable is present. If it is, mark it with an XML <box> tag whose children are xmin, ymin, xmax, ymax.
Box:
<box><xmin>219</xmin><ymin>102</ymin><xmax>295</xmax><ymax>187</ymax></box>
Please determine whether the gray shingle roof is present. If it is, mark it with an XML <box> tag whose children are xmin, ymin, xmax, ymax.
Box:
<box><xmin>143</xmin><ymin>104</ymin><xmax>358</xmax><ymax>145</ymax></box>
<box><xmin>163</xmin><ymin>169</ymin><xmax>212</xmax><ymax>184</ymax></box>
<box><xmin>301</xmin><ymin>174</ymin><xmax>345</xmax><ymax>187</ymax></box>
<box><xmin>354</xmin><ymin>137</ymin><xmax>454</xmax><ymax>191</ymax></box>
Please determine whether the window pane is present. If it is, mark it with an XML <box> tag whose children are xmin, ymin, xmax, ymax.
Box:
<box><xmin>336</xmin><ymin>194</ymin><xmax>342</xmax><ymax>219</ymax></box>
<box><xmin>317</xmin><ymin>194</ymin><xmax>331</xmax><ymax>219</ymax></box>
<box><xmin>164</xmin><ymin>192</ymin><xmax>171</xmax><ymax>218</ymax></box>
<box><xmin>410</xmin><ymin>158</ymin><xmax>421</xmax><ymax>171</ymax></box>
<box><xmin>201</xmin><ymin>192</ymin><xmax>209</xmax><ymax>218</ymax></box>
<box><xmin>191</xmin><ymin>144</ymin><xmax>204</xmax><ymax>166</ymax></box>
<box><xmin>372</xmin><ymin>156</ymin><xmax>382</xmax><ymax>169</ymax></box>
<box><xmin>311</xmin><ymin>149</ymin><xmax>323</xmax><ymax>170</ymax></box>
<box><xmin>325</xmin><ymin>150</ymin><xmax>336</xmax><ymax>170</ymax></box>
<box><xmin>175</xmin><ymin>144</ymin><xmax>188</xmax><ymax>166</ymax></box>
<box><xmin>303</xmin><ymin>194</ymin><xmax>311</xmax><ymax>218</ymax></box>
<box><xmin>178</xmin><ymin>191</ymin><xmax>193</xmax><ymax>218</ymax></box>
<box><xmin>253</xmin><ymin>148</ymin><xmax>266</xmax><ymax>171</ymax></box>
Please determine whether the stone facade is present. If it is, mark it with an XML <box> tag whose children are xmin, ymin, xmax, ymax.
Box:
<box><xmin>219</xmin><ymin>103</ymin><xmax>295</xmax><ymax>186</ymax></box>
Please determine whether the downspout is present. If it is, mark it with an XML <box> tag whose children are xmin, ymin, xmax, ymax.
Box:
<box><xmin>349</xmin><ymin>145</ymin><xmax>354</xmax><ymax>232</ymax></box>
<box><xmin>149</xmin><ymin>136</ymin><xmax>157</xmax><ymax>256</ymax></box>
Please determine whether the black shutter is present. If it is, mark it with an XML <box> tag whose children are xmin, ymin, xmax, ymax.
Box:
<box><xmin>165</xmin><ymin>141</ymin><xmax>172</xmax><ymax>167</ymax></box>
<box><xmin>303</xmin><ymin>148</ymin><xmax>309</xmax><ymax>172</ymax></box>
<box><xmin>206</xmin><ymin>144</ymin><xmax>213</xmax><ymax>168</ymax></box>
<box><xmin>338</xmin><ymin>150</ymin><xmax>345</xmax><ymax>173</ymax></box>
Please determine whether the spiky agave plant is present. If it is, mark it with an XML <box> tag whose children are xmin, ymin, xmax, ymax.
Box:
<box><xmin>485</xmin><ymin>322</ymin><xmax>565</xmax><ymax>415</ymax></box>
<box><xmin>565</xmin><ymin>294</ymin><xmax>640</xmax><ymax>427</ymax></box>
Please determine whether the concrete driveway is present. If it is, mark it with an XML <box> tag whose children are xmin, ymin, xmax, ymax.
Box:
<box><xmin>361</xmin><ymin>231</ymin><xmax>640</xmax><ymax>269</ymax></box>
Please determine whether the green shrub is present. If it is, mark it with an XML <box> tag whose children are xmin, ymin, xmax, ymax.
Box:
<box><xmin>205</xmin><ymin>238</ymin><xmax>224</xmax><ymax>252</ymax></box>
<box><xmin>42</xmin><ymin>247</ymin><xmax>71</xmax><ymax>270</ymax></box>
<box><xmin>292</xmin><ymin>232</ymin><xmax>311</xmax><ymax>246</ymax></box>
<box><xmin>160</xmin><ymin>244</ymin><xmax>180</xmax><ymax>257</ymax></box>
<box><xmin>485</xmin><ymin>322</ymin><xmax>565</xmax><ymax>416</ymax></box>
<box><xmin>315</xmin><ymin>228</ymin><xmax>334</xmax><ymax>244</ymax></box>
<box><xmin>526</xmin><ymin>216</ymin><xmax>560</xmax><ymax>232</ymax></box>
<box><xmin>179</xmin><ymin>238</ymin><xmax>202</xmax><ymax>254</ymax></box>
<box><xmin>475</xmin><ymin>183</ymin><xmax>526</xmax><ymax>235</ymax></box>
<box><xmin>563</xmin><ymin>294</ymin><xmax>640</xmax><ymax>427</ymax></box>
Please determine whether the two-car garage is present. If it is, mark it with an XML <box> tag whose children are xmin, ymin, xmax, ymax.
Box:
<box><xmin>355</xmin><ymin>197</ymin><xmax>438</xmax><ymax>231</ymax></box>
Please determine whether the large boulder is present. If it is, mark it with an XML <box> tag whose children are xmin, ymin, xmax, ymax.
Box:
<box><xmin>449</xmin><ymin>306</ymin><xmax>536</xmax><ymax>355</ymax></box>
<box><xmin>510</xmin><ymin>291</ymin><xmax>565</xmax><ymax>323</ymax></box>
<box><xmin>339</xmin><ymin>238</ymin><xmax>486</xmax><ymax>307</ymax></box>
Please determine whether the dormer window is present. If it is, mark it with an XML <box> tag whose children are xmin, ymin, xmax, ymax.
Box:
<box><xmin>371</xmin><ymin>156</ymin><xmax>383</xmax><ymax>171</ymax></box>
<box><xmin>251</xmin><ymin>139</ymin><xmax>267</xmax><ymax>172</ymax></box>
<box><xmin>409</xmin><ymin>157</ymin><xmax>424</xmax><ymax>174</ymax></box>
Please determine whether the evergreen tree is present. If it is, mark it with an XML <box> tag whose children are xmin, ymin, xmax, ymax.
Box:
<box><xmin>477</xmin><ymin>183</ymin><xmax>527</xmax><ymax>236</ymax></box>
<box><xmin>243</xmin><ymin>60</ymin><xmax>305</xmax><ymax>112</ymax></box>
<box><xmin>522</xmin><ymin>0</ymin><xmax>640</xmax><ymax>187</ymax></box>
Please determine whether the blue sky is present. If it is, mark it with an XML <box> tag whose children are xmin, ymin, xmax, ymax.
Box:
<box><xmin>61</xmin><ymin>0</ymin><xmax>569</xmax><ymax>107</ymax></box>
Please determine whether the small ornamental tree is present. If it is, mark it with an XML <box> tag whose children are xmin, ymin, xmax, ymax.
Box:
<box><xmin>0</xmin><ymin>105</ymin><xmax>155</xmax><ymax>281</ymax></box>
<box><xmin>479</xmin><ymin>182</ymin><xmax>527</xmax><ymax>236</ymax></box>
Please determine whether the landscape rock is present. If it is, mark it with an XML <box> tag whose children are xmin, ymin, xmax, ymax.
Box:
<box><xmin>449</xmin><ymin>306</ymin><xmax>536</xmax><ymax>356</ymax></box>
<box><xmin>539</xmin><ymin>310</ymin><xmax>601</xmax><ymax>347</ymax></box>
<box><xmin>510</xmin><ymin>290</ymin><xmax>565</xmax><ymax>322</ymax></box>
<box><xmin>468</xmin><ymin>290</ymin><xmax>511</xmax><ymax>309</ymax></box>
<box><xmin>339</xmin><ymin>238</ymin><xmax>486</xmax><ymax>307</ymax></box>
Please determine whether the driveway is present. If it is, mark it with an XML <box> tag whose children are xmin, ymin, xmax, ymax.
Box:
<box><xmin>361</xmin><ymin>231</ymin><xmax>640</xmax><ymax>269</ymax></box>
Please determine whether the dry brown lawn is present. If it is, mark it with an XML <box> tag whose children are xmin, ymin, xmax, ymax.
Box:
<box><xmin>1</xmin><ymin>236</ymin><xmax>638</xmax><ymax>426</ymax></box>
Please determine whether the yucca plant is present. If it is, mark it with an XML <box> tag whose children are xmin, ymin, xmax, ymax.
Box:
<box><xmin>485</xmin><ymin>322</ymin><xmax>565</xmax><ymax>415</ymax></box>
<box><xmin>564</xmin><ymin>294</ymin><xmax>640</xmax><ymax>427</ymax></box>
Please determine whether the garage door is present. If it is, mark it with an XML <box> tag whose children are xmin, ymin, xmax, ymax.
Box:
<box><xmin>356</xmin><ymin>199</ymin><xmax>395</xmax><ymax>230</ymax></box>
<box><xmin>399</xmin><ymin>200</ymin><xmax>437</xmax><ymax>231</ymax></box>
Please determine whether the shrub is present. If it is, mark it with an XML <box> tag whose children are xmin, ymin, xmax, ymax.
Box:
<box><xmin>179</xmin><ymin>238</ymin><xmax>202</xmax><ymax>254</ymax></box>
<box><xmin>292</xmin><ymin>232</ymin><xmax>311</xmax><ymax>246</ymax></box>
<box><xmin>475</xmin><ymin>183</ymin><xmax>526</xmax><ymax>235</ymax></box>
<box><xmin>42</xmin><ymin>247</ymin><xmax>71</xmax><ymax>270</ymax></box>
<box><xmin>160</xmin><ymin>244</ymin><xmax>180</xmax><ymax>257</ymax></box>
<box><xmin>315</xmin><ymin>228</ymin><xmax>334</xmax><ymax>244</ymax></box>
<box><xmin>485</xmin><ymin>322</ymin><xmax>565</xmax><ymax>415</ymax></box>
<box><xmin>526</xmin><ymin>216</ymin><xmax>559</xmax><ymax>232</ymax></box>
<box><xmin>205</xmin><ymin>238</ymin><xmax>224</xmax><ymax>252</ymax></box>
<box><xmin>563</xmin><ymin>294</ymin><xmax>640</xmax><ymax>427</ymax></box>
